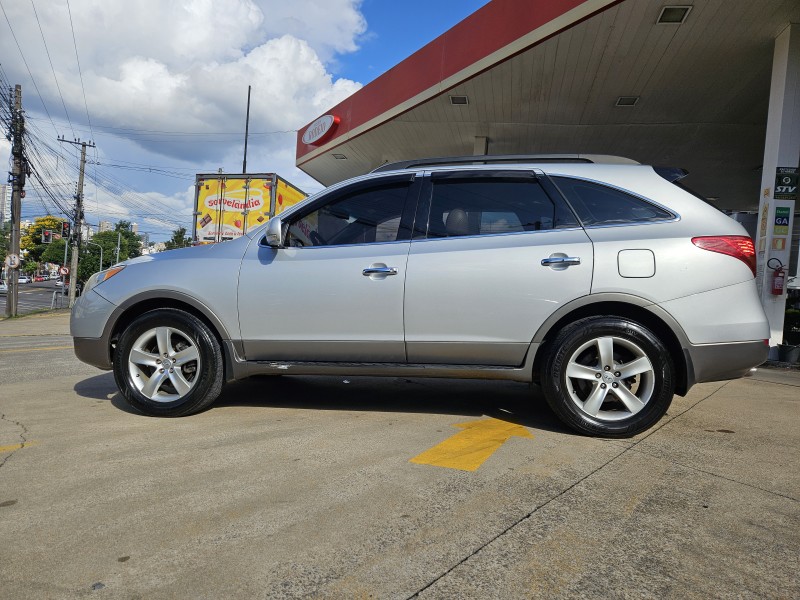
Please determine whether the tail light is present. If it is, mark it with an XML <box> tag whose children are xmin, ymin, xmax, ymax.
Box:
<box><xmin>692</xmin><ymin>236</ymin><xmax>756</xmax><ymax>276</ymax></box>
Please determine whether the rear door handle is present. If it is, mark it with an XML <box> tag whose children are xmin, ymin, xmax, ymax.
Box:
<box><xmin>362</xmin><ymin>266</ymin><xmax>398</xmax><ymax>276</ymax></box>
<box><xmin>541</xmin><ymin>256</ymin><xmax>581</xmax><ymax>267</ymax></box>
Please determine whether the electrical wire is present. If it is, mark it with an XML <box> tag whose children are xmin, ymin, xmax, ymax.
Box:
<box><xmin>65</xmin><ymin>0</ymin><xmax>94</xmax><ymax>141</ymax></box>
<box><xmin>0</xmin><ymin>0</ymin><xmax>59</xmax><ymax>136</ymax></box>
<box><xmin>17</xmin><ymin>115</ymin><xmax>191</xmax><ymax>234</ymax></box>
<box><xmin>25</xmin><ymin>115</ymin><xmax>298</xmax><ymax>137</ymax></box>
<box><xmin>30</xmin><ymin>0</ymin><xmax>76</xmax><ymax>139</ymax></box>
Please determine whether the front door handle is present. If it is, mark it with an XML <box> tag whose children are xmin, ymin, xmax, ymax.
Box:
<box><xmin>541</xmin><ymin>256</ymin><xmax>581</xmax><ymax>267</ymax></box>
<box><xmin>362</xmin><ymin>266</ymin><xmax>398</xmax><ymax>276</ymax></box>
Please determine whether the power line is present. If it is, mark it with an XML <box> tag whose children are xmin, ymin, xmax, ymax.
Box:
<box><xmin>65</xmin><ymin>0</ymin><xmax>93</xmax><ymax>140</ymax></box>
<box><xmin>86</xmin><ymin>161</ymin><xmax>197</xmax><ymax>180</ymax></box>
<box><xmin>0</xmin><ymin>0</ymin><xmax>59</xmax><ymax>136</ymax></box>
<box><xmin>88</xmin><ymin>156</ymin><xmax>213</xmax><ymax>171</ymax></box>
<box><xmin>25</xmin><ymin>115</ymin><xmax>298</xmax><ymax>136</ymax></box>
<box><xmin>30</xmin><ymin>0</ymin><xmax>76</xmax><ymax>139</ymax></box>
<box><xmin>24</xmin><ymin>118</ymin><xmax>188</xmax><ymax>230</ymax></box>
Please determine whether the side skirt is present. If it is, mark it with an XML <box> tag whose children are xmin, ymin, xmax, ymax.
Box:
<box><xmin>223</xmin><ymin>341</ymin><xmax>537</xmax><ymax>383</ymax></box>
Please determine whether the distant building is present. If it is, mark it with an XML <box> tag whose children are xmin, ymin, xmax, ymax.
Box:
<box><xmin>98</xmin><ymin>220</ymin><xmax>113</xmax><ymax>233</ymax></box>
<box><xmin>0</xmin><ymin>184</ymin><xmax>10</xmax><ymax>223</ymax></box>
<box><xmin>131</xmin><ymin>222</ymin><xmax>138</xmax><ymax>234</ymax></box>
<box><xmin>142</xmin><ymin>242</ymin><xmax>166</xmax><ymax>255</ymax></box>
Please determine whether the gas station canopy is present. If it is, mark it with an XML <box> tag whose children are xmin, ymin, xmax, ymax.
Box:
<box><xmin>296</xmin><ymin>0</ymin><xmax>800</xmax><ymax>212</ymax></box>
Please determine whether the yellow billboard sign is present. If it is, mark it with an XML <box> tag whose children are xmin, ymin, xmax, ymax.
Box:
<box><xmin>194</xmin><ymin>174</ymin><xmax>306</xmax><ymax>243</ymax></box>
<box><xmin>193</xmin><ymin>173</ymin><xmax>306</xmax><ymax>244</ymax></box>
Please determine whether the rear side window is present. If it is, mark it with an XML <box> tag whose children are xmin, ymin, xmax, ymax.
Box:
<box><xmin>551</xmin><ymin>176</ymin><xmax>674</xmax><ymax>226</ymax></box>
<box><xmin>423</xmin><ymin>175</ymin><xmax>578</xmax><ymax>239</ymax></box>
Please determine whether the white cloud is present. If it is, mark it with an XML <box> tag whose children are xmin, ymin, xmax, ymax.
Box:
<box><xmin>0</xmin><ymin>0</ymin><xmax>366</xmax><ymax>238</ymax></box>
<box><xmin>2</xmin><ymin>1</ymin><xmax>362</xmax><ymax>154</ymax></box>
<box><xmin>3</xmin><ymin>0</ymin><xmax>365</xmax><ymax>74</ymax></box>
<box><xmin>0</xmin><ymin>139</ymin><xmax>10</xmax><ymax>169</ymax></box>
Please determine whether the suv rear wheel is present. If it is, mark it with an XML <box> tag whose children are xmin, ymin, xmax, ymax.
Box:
<box><xmin>541</xmin><ymin>316</ymin><xmax>675</xmax><ymax>437</ymax></box>
<box><xmin>113</xmin><ymin>309</ymin><xmax>224</xmax><ymax>416</ymax></box>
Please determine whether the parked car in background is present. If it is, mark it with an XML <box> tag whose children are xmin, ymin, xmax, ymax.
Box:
<box><xmin>18</xmin><ymin>275</ymin><xmax>31</xmax><ymax>284</ymax></box>
<box><xmin>70</xmin><ymin>154</ymin><xmax>769</xmax><ymax>437</ymax></box>
<box><xmin>0</xmin><ymin>281</ymin><xmax>7</xmax><ymax>294</ymax></box>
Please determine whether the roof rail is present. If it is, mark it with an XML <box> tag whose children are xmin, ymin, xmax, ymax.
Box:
<box><xmin>371</xmin><ymin>154</ymin><xmax>640</xmax><ymax>173</ymax></box>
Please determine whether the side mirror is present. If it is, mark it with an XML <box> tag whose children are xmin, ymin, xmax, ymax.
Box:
<box><xmin>262</xmin><ymin>216</ymin><xmax>284</xmax><ymax>248</ymax></box>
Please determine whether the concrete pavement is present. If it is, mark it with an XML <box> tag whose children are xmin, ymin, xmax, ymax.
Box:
<box><xmin>0</xmin><ymin>311</ymin><xmax>798</xmax><ymax>598</ymax></box>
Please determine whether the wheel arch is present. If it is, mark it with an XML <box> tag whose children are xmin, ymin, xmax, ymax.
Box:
<box><xmin>106</xmin><ymin>291</ymin><xmax>236</xmax><ymax>380</ymax></box>
<box><xmin>530</xmin><ymin>293</ymin><xmax>692</xmax><ymax>396</ymax></box>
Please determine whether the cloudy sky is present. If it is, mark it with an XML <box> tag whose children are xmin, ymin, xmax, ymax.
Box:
<box><xmin>1</xmin><ymin>0</ymin><xmax>488</xmax><ymax>240</ymax></box>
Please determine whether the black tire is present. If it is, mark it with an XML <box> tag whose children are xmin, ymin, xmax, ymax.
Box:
<box><xmin>113</xmin><ymin>308</ymin><xmax>224</xmax><ymax>417</ymax></box>
<box><xmin>540</xmin><ymin>316</ymin><xmax>675</xmax><ymax>437</ymax></box>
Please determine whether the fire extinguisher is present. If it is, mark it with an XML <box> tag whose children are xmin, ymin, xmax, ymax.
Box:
<box><xmin>769</xmin><ymin>259</ymin><xmax>785</xmax><ymax>296</ymax></box>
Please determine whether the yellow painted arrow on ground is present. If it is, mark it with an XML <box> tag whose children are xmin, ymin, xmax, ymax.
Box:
<box><xmin>410</xmin><ymin>418</ymin><xmax>533</xmax><ymax>472</ymax></box>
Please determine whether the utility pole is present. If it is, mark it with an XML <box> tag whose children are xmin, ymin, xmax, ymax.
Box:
<box><xmin>5</xmin><ymin>85</ymin><xmax>25</xmax><ymax>318</ymax></box>
<box><xmin>59</xmin><ymin>136</ymin><xmax>95</xmax><ymax>308</ymax></box>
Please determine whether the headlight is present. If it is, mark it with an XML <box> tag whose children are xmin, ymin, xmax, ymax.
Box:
<box><xmin>83</xmin><ymin>265</ymin><xmax>125</xmax><ymax>295</ymax></box>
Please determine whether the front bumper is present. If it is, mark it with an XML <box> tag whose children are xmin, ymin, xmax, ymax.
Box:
<box><xmin>73</xmin><ymin>336</ymin><xmax>113</xmax><ymax>370</ymax></box>
<box><xmin>70</xmin><ymin>288</ymin><xmax>117</xmax><ymax>370</ymax></box>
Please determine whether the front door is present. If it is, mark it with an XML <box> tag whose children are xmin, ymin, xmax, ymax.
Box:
<box><xmin>238</xmin><ymin>175</ymin><xmax>417</xmax><ymax>362</ymax></box>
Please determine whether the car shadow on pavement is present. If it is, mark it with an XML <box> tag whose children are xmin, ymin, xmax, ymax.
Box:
<box><xmin>73</xmin><ymin>372</ymin><xmax>142</xmax><ymax>416</ymax></box>
<box><xmin>72</xmin><ymin>372</ymin><xmax>574</xmax><ymax>435</ymax></box>
<box><xmin>73</xmin><ymin>372</ymin><xmax>117</xmax><ymax>400</ymax></box>
<box><xmin>215</xmin><ymin>375</ymin><xmax>573</xmax><ymax>435</ymax></box>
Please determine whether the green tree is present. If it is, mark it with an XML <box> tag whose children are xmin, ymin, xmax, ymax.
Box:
<box><xmin>41</xmin><ymin>238</ymin><xmax>68</xmax><ymax>265</ymax></box>
<box><xmin>20</xmin><ymin>216</ymin><xmax>68</xmax><ymax>263</ymax></box>
<box><xmin>114</xmin><ymin>220</ymin><xmax>142</xmax><ymax>259</ymax></box>
<box><xmin>22</xmin><ymin>260</ymin><xmax>37</xmax><ymax>275</ymax></box>
<box><xmin>0</xmin><ymin>221</ymin><xmax>10</xmax><ymax>264</ymax></box>
<box><xmin>77</xmin><ymin>231</ymin><xmax>122</xmax><ymax>282</ymax></box>
<box><xmin>164</xmin><ymin>226</ymin><xmax>190</xmax><ymax>251</ymax></box>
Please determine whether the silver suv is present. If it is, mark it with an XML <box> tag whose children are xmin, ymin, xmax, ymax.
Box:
<box><xmin>71</xmin><ymin>155</ymin><xmax>769</xmax><ymax>436</ymax></box>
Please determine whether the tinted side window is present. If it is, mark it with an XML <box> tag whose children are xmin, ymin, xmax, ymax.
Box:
<box><xmin>286</xmin><ymin>182</ymin><xmax>409</xmax><ymax>247</ymax></box>
<box><xmin>425</xmin><ymin>176</ymin><xmax>577</xmax><ymax>239</ymax></box>
<box><xmin>551</xmin><ymin>176</ymin><xmax>674</xmax><ymax>225</ymax></box>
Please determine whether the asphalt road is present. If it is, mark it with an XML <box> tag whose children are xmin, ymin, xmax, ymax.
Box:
<box><xmin>1</xmin><ymin>312</ymin><xmax>798</xmax><ymax>599</ymax></box>
<box><xmin>0</xmin><ymin>280</ymin><xmax>70</xmax><ymax>315</ymax></box>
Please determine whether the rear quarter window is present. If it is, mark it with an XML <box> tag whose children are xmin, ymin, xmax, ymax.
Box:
<box><xmin>551</xmin><ymin>176</ymin><xmax>674</xmax><ymax>226</ymax></box>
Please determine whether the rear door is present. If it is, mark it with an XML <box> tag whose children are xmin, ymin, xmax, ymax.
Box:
<box><xmin>403</xmin><ymin>169</ymin><xmax>593</xmax><ymax>366</ymax></box>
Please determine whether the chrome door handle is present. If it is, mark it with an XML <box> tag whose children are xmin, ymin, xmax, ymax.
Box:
<box><xmin>541</xmin><ymin>256</ymin><xmax>581</xmax><ymax>266</ymax></box>
<box><xmin>362</xmin><ymin>267</ymin><xmax>398</xmax><ymax>276</ymax></box>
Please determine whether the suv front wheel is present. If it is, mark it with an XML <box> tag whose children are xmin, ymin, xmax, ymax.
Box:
<box><xmin>113</xmin><ymin>309</ymin><xmax>224</xmax><ymax>416</ymax></box>
<box><xmin>541</xmin><ymin>316</ymin><xmax>675</xmax><ymax>437</ymax></box>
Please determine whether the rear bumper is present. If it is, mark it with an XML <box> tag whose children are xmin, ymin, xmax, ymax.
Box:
<box><xmin>685</xmin><ymin>340</ymin><xmax>768</xmax><ymax>387</ymax></box>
